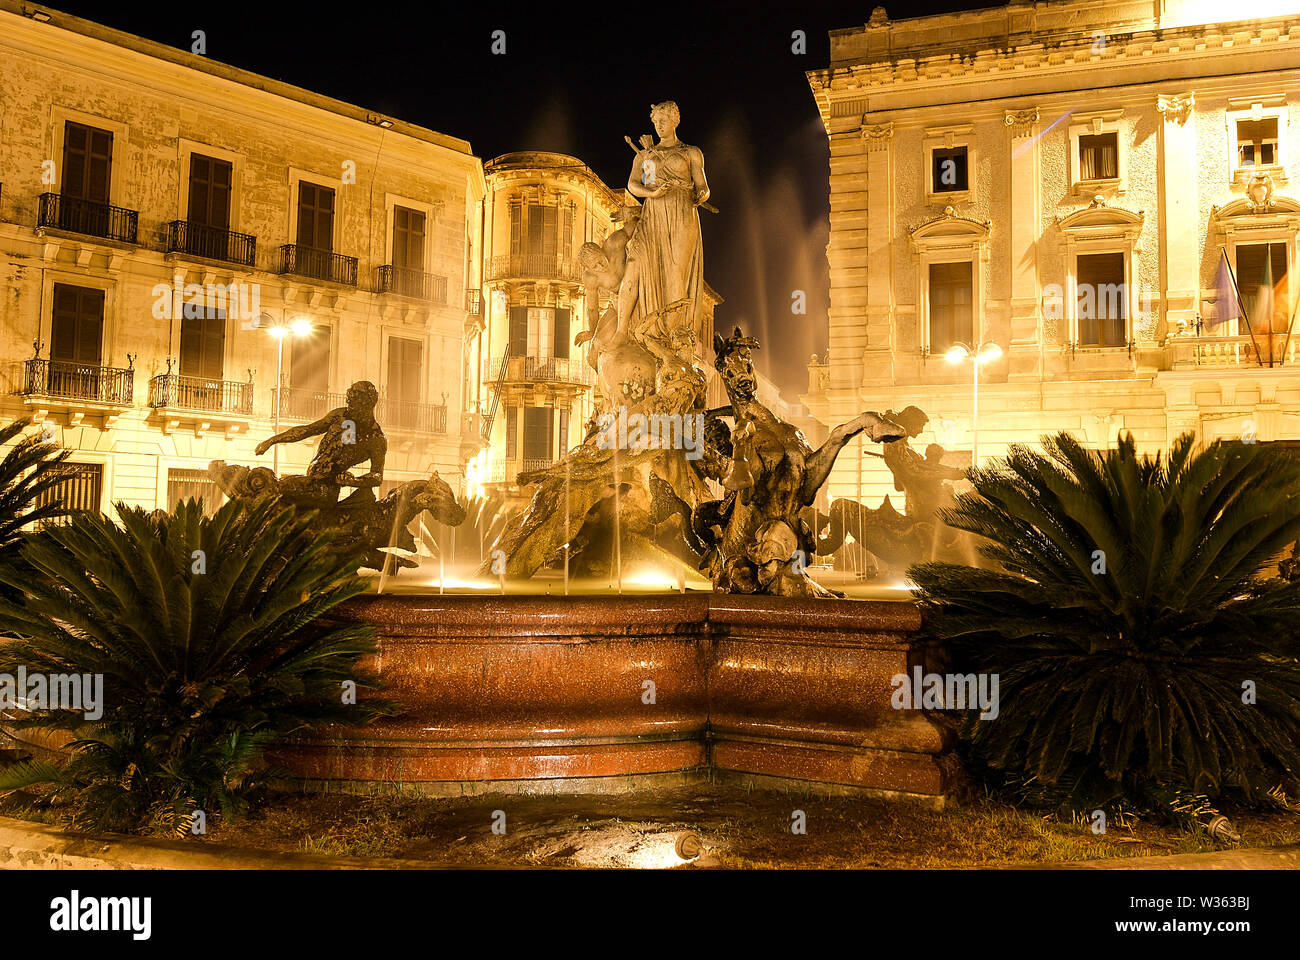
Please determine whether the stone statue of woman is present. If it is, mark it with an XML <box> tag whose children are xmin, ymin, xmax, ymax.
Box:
<box><xmin>617</xmin><ymin>101</ymin><xmax>709</xmax><ymax>342</ymax></box>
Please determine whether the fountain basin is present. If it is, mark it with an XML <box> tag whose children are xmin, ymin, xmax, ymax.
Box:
<box><xmin>270</xmin><ymin>593</ymin><xmax>956</xmax><ymax>802</ymax></box>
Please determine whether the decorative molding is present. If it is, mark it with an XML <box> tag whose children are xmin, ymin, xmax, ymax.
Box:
<box><xmin>1003</xmin><ymin>108</ymin><xmax>1039</xmax><ymax>137</ymax></box>
<box><xmin>1246</xmin><ymin>172</ymin><xmax>1274</xmax><ymax>213</ymax></box>
<box><xmin>909</xmin><ymin>205</ymin><xmax>992</xmax><ymax>250</ymax></box>
<box><xmin>1156</xmin><ymin>93</ymin><xmax>1195</xmax><ymax>125</ymax></box>
<box><xmin>860</xmin><ymin>121</ymin><xmax>894</xmax><ymax>151</ymax></box>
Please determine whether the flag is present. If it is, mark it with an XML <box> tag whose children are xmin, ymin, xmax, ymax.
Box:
<box><xmin>1201</xmin><ymin>248</ymin><xmax>1241</xmax><ymax>329</ymax></box>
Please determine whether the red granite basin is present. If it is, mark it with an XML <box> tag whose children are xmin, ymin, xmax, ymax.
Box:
<box><xmin>270</xmin><ymin>593</ymin><xmax>955</xmax><ymax>801</ymax></box>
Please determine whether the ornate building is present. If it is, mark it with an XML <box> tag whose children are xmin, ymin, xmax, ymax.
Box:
<box><xmin>465</xmin><ymin>151</ymin><xmax>725</xmax><ymax>501</ymax></box>
<box><xmin>805</xmin><ymin>0</ymin><xmax>1300</xmax><ymax>505</ymax></box>
<box><xmin>0</xmin><ymin>2</ymin><xmax>483</xmax><ymax>514</ymax></box>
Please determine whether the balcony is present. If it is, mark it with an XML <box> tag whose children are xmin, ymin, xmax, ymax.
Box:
<box><xmin>273</xmin><ymin>387</ymin><xmax>447</xmax><ymax>435</ymax></box>
<box><xmin>37</xmin><ymin>193</ymin><xmax>137</xmax><ymax>244</ymax></box>
<box><xmin>485</xmin><ymin>254</ymin><xmax>582</xmax><ymax>283</ymax></box>
<box><xmin>488</xmin><ymin>458</ymin><xmax>555</xmax><ymax>484</ymax></box>
<box><xmin>277</xmin><ymin>244</ymin><xmax>358</xmax><ymax>286</ymax></box>
<box><xmin>22</xmin><ymin>358</ymin><xmax>133</xmax><ymax>405</ymax></box>
<box><xmin>483</xmin><ymin>354</ymin><xmax>592</xmax><ymax>389</ymax></box>
<box><xmin>149</xmin><ymin>374</ymin><xmax>254</xmax><ymax>416</ymax></box>
<box><xmin>1170</xmin><ymin>333</ymin><xmax>1300</xmax><ymax>369</ymax></box>
<box><xmin>375</xmin><ymin>265</ymin><xmax>448</xmax><ymax>303</ymax></box>
<box><xmin>165</xmin><ymin>220</ymin><xmax>257</xmax><ymax>268</ymax></box>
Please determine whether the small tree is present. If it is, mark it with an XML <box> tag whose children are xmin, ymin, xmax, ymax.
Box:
<box><xmin>910</xmin><ymin>432</ymin><xmax>1300</xmax><ymax>810</ymax></box>
<box><xmin>0</xmin><ymin>498</ymin><xmax>388</xmax><ymax>834</ymax></box>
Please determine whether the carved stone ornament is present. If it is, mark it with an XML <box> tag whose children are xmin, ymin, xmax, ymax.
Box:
<box><xmin>1003</xmin><ymin>108</ymin><xmax>1039</xmax><ymax>137</ymax></box>
<box><xmin>1156</xmin><ymin>94</ymin><xmax>1194</xmax><ymax>125</ymax></box>
<box><xmin>1246</xmin><ymin>172</ymin><xmax>1274</xmax><ymax>213</ymax></box>
<box><xmin>860</xmin><ymin>121</ymin><xmax>894</xmax><ymax>151</ymax></box>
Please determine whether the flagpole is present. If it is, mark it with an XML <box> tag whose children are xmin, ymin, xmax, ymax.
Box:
<box><xmin>1280</xmin><ymin>293</ymin><xmax>1300</xmax><ymax>366</ymax></box>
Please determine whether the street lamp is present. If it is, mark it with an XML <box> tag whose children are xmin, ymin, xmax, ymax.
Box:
<box><xmin>944</xmin><ymin>340</ymin><xmax>1002</xmax><ymax>468</ymax></box>
<box><xmin>265</xmin><ymin>316</ymin><xmax>313</xmax><ymax>475</ymax></box>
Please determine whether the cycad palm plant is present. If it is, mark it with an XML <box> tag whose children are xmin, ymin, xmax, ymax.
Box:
<box><xmin>910</xmin><ymin>431</ymin><xmax>1300</xmax><ymax>809</ymax></box>
<box><xmin>0</xmin><ymin>418</ymin><xmax>71</xmax><ymax>562</ymax></box>
<box><xmin>0</xmin><ymin>498</ymin><xmax>387</xmax><ymax>834</ymax></box>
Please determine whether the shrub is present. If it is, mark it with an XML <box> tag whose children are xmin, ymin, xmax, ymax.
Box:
<box><xmin>910</xmin><ymin>432</ymin><xmax>1300</xmax><ymax>810</ymax></box>
<box><xmin>0</xmin><ymin>498</ymin><xmax>387</xmax><ymax>834</ymax></box>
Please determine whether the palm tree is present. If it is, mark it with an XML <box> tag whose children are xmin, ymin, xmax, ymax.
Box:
<box><xmin>0</xmin><ymin>497</ymin><xmax>388</xmax><ymax>834</ymax></box>
<box><xmin>910</xmin><ymin>431</ymin><xmax>1300</xmax><ymax>809</ymax></box>
<box><xmin>0</xmin><ymin>418</ymin><xmax>71</xmax><ymax>562</ymax></box>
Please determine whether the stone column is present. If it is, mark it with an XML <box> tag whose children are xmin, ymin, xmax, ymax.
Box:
<box><xmin>1005</xmin><ymin>108</ymin><xmax>1040</xmax><ymax>381</ymax></box>
<box><xmin>1157</xmin><ymin>94</ymin><xmax>1197</xmax><ymax>339</ymax></box>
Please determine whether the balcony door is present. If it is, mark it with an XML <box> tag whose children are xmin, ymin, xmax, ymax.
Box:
<box><xmin>187</xmin><ymin>154</ymin><xmax>233</xmax><ymax>259</ymax></box>
<box><xmin>296</xmin><ymin>182</ymin><xmax>334</xmax><ymax>252</ymax></box>
<box><xmin>386</xmin><ymin>337</ymin><xmax>423</xmax><ymax>430</ymax></box>
<box><xmin>1237</xmin><ymin>242</ymin><xmax>1290</xmax><ymax>365</ymax></box>
<box><xmin>179</xmin><ymin>307</ymin><xmax>226</xmax><ymax>410</ymax></box>
<box><xmin>50</xmin><ymin>283</ymin><xmax>104</xmax><ymax>399</ymax></box>
<box><xmin>60</xmin><ymin>121</ymin><xmax>113</xmax><ymax>234</ymax></box>
<box><xmin>393</xmin><ymin>206</ymin><xmax>426</xmax><ymax>297</ymax></box>
<box><xmin>288</xmin><ymin>329</ymin><xmax>332</xmax><ymax>419</ymax></box>
<box><xmin>522</xmin><ymin>407</ymin><xmax>553</xmax><ymax>467</ymax></box>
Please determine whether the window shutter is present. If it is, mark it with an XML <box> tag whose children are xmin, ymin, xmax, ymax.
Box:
<box><xmin>51</xmin><ymin>285</ymin><xmax>104</xmax><ymax>366</ymax></box>
<box><xmin>509</xmin><ymin>306</ymin><xmax>528</xmax><ymax>357</ymax></box>
<box><xmin>553</xmin><ymin>307</ymin><xmax>570</xmax><ymax>359</ymax></box>
<box><xmin>61</xmin><ymin>123</ymin><xmax>87</xmax><ymax>199</ymax></box>
<box><xmin>509</xmin><ymin>203</ymin><xmax>521</xmax><ymax>256</ymax></box>
<box><xmin>506</xmin><ymin>406</ymin><xmax>518</xmax><ymax>458</ymax></box>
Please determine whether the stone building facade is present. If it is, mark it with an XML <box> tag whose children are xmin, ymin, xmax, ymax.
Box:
<box><xmin>0</xmin><ymin>1</ymin><xmax>484</xmax><ymax>515</ymax></box>
<box><xmin>804</xmin><ymin>0</ymin><xmax>1300</xmax><ymax>505</ymax></box>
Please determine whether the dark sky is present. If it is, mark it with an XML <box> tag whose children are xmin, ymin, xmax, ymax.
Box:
<box><xmin>52</xmin><ymin>0</ymin><xmax>998</xmax><ymax>396</ymax></box>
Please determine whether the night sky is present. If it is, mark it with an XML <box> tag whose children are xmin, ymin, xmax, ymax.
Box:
<box><xmin>51</xmin><ymin>0</ymin><xmax>999</xmax><ymax>396</ymax></box>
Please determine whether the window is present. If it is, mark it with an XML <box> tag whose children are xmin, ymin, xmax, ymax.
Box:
<box><xmin>296</xmin><ymin>182</ymin><xmax>335</xmax><ymax>251</ymax></box>
<box><xmin>188</xmin><ymin>154</ymin><xmax>232</xmax><ymax>230</ymax></box>
<box><xmin>1078</xmin><ymin>133</ymin><xmax>1118</xmax><ymax>181</ymax></box>
<box><xmin>284</xmin><ymin>328</ymin><xmax>332</xmax><ymax>419</ymax></box>
<box><xmin>522</xmin><ymin>407</ymin><xmax>553</xmax><ymax>464</ymax></box>
<box><xmin>179</xmin><ymin>306</ymin><xmax>225</xmax><ymax>380</ymax></box>
<box><xmin>386</xmin><ymin>337</ymin><xmax>423</xmax><ymax>430</ymax></box>
<box><xmin>168</xmin><ymin>468</ymin><xmax>225</xmax><ymax>515</ymax></box>
<box><xmin>1076</xmin><ymin>253</ymin><xmax>1126</xmax><ymax>347</ymax></box>
<box><xmin>928</xmin><ymin>262</ymin><xmax>972</xmax><ymax>352</ymax></box>
<box><xmin>931</xmin><ymin>147</ymin><xmax>968</xmax><ymax>193</ymax></box>
<box><xmin>508</xmin><ymin>203</ymin><xmax>574</xmax><ymax>260</ymax></box>
<box><xmin>505</xmin><ymin>406</ymin><xmax>518</xmax><ymax>458</ymax></box>
<box><xmin>391</xmin><ymin>206</ymin><xmax>426</xmax><ymax>296</ymax></box>
<box><xmin>558</xmin><ymin>408</ymin><xmax>570</xmax><ymax>456</ymax></box>
<box><xmin>51</xmin><ymin>284</ymin><xmax>104</xmax><ymax>367</ymax></box>
<box><xmin>508</xmin><ymin>305</ymin><xmax>528</xmax><ymax>357</ymax></box>
<box><xmin>61</xmin><ymin>121</ymin><xmax>112</xmax><ymax>203</ymax></box>
<box><xmin>1237</xmin><ymin>242</ymin><xmax>1290</xmax><ymax>336</ymax></box>
<box><xmin>1237</xmin><ymin>118</ymin><xmax>1279</xmax><ymax>168</ymax></box>
<box><xmin>34</xmin><ymin>463</ymin><xmax>103</xmax><ymax>520</ymax></box>
<box><xmin>554</xmin><ymin>308</ymin><xmax>571</xmax><ymax>360</ymax></box>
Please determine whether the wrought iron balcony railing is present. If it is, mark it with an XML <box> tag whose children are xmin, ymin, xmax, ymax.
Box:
<box><xmin>277</xmin><ymin>244</ymin><xmax>358</xmax><ymax>286</ymax></box>
<box><xmin>164</xmin><ymin>220</ymin><xmax>257</xmax><ymax>267</ymax></box>
<box><xmin>488</xmin><ymin>458</ymin><xmax>555</xmax><ymax>483</ymax></box>
<box><xmin>375</xmin><ymin>265</ymin><xmax>448</xmax><ymax>303</ymax></box>
<box><xmin>37</xmin><ymin>193</ymin><xmax>138</xmax><ymax>244</ymax></box>
<box><xmin>149</xmin><ymin>374</ymin><xmax>254</xmax><ymax>416</ymax></box>
<box><xmin>272</xmin><ymin>387</ymin><xmax>448</xmax><ymax>434</ymax></box>
<box><xmin>482</xmin><ymin>354</ymin><xmax>592</xmax><ymax>387</ymax></box>
<box><xmin>22</xmin><ymin>358</ymin><xmax>134</xmax><ymax>405</ymax></box>
<box><xmin>485</xmin><ymin>254</ymin><xmax>583</xmax><ymax>283</ymax></box>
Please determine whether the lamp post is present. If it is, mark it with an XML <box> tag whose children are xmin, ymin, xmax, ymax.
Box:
<box><xmin>944</xmin><ymin>340</ymin><xmax>1002</xmax><ymax>467</ymax></box>
<box><xmin>265</xmin><ymin>316</ymin><xmax>313</xmax><ymax>476</ymax></box>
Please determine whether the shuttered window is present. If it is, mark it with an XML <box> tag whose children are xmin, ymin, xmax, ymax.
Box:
<box><xmin>34</xmin><ymin>463</ymin><xmax>103</xmax><ymax>519</ymax></box>
<box><xmin>180</xmin><ymin>307</ymin><xmax>225</xmax><ymax>380</ymax></box>
<box><xmin>505</xmin><ymin>406</ymin><xmax>518</xmax><ymax>459</ymax></box>
<box><xmin>51</xmin><ymin>284</ymin><xmax>104</xmax><ymax>365</ymax></box>
<box><xmin>296</xmin><ymin>182</ymin><xmax>335</xmax><ymax>251</ymax></box>
<box><xmin>167</xmin><ymin>468</ymin><xmax>225</xmax><ymax>515</ymax></box>
<box><xmin>508</xmin><ymin>305</ymin><xmax>528</xmax><ymax>357</ymax></box>
<box><xmin>387</xmin><ymin>337</ymin><xmax>422</xmax><ymax>404</ymax></box>
<box><xmin>523</xmin><ymin>407</ymin><xmax>552</xmax><ymax>462</ymax></box>
<box><xmin>188</xmin><ymin>154</ymin><xmax>232</xmax><ymax>229</ymax></box>
<box><xmin>393</xmin><ymin>207</ymin><xmax>425</xmax><ymax>271</ymax></box>
<box><xmin>61</xmin><ymin>121</ymin><xmax>112</xmax><ymax>203</ymax></box>
<box><xmin>553</xmin><ymin>307</ymin><xmax>571</xmax><ymax>359</ymax></box>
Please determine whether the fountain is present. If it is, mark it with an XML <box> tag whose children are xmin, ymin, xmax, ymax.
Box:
<box><xmin>229</xmin><ymin>103</ymin><xmax>961</xmax><ymax>803</ymax></box>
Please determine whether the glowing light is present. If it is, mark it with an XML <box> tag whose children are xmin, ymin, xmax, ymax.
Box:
<box><xmin>266</xmin><ymin>326</ymin><xmax>287</xmax><ymax>339</ymax></box>
<box><xmin>976</xmin><ymin>342</ymin><xmax>1002</xmax><ymax>364</ymax></box>
<box><xmin>290</xmin><ymin>317</ymin><xmax>314</xmax><ymax>337</ymax></box>
<box><xmin>944</xmin><ymin>344</ymin><xmax>969</xmax><ymax>364</ymax></box>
